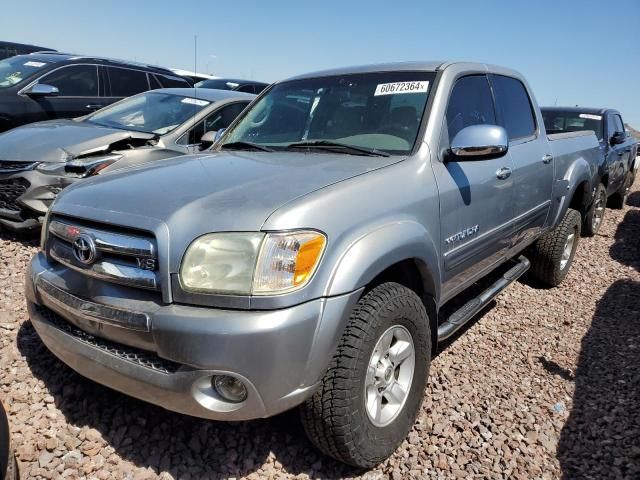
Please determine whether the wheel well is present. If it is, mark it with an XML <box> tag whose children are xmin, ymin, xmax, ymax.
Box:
<box><xmin>601</xmin><ymin>174</ymin><xmax>609</xmax><ymax>188</ymax></box>
<box><xmin>569</xmin><ymin>180</ymin><xmax>590</xmax><ymax>215</ymax></box>
<box><xmin>366</xmin><ymin>259</ymin><xmax>438</xmax><ymax>352</ymax></box>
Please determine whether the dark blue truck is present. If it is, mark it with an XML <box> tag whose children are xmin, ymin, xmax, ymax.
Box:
<box><xmin>542</xmin><ymin>107</ymin><xmax>638</xmax><ymax>235</ymax></box>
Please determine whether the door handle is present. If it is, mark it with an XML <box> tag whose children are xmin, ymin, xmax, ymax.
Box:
<box><xmin>542</xmin><ymin>154</ymin><xmax>553</xmax><ymax>164</ymax></box>
<box><xmin>617</xmin><ymin>151</ymin><xmax>624</xmax><ymax>156</ymax></box>
<box><xmin>85</xmin><ymin>104</ymin><xmax>102</xmax><ymax>110</ymax></box>
<box><xmin>496</xmin><ymin>166</ymin><xmax>512</xmax><ymax>180</ymax></box>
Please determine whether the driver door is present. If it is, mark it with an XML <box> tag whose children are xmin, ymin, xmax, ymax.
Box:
<box><xmin>432</xmin><ymin>75</ymin><xmax>514</xmax><ymax>299</ymax></box>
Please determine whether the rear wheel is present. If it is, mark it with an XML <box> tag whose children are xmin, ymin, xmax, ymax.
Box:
<box><xmin>582</xmin><ymin>183</ymin><xmax>607</xmax><ymax>237</ymax></box>
<box><xmin>300</xmin><ymin>282</ymin><xmax>431</xmax><ymax>468</ymax></box>
<box><xmin>528</xmin><ymin>208</ymin><xmax>581</xmax><ymax>287</ymax></box>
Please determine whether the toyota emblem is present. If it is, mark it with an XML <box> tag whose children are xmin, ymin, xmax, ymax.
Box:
<box><xmin>72</xmin><ymin>233</ymin><xmax>97</xmax><ymax>265</ymax></box>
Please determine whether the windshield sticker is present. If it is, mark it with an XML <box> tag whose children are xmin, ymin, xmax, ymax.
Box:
<box><xmin>374</xmin><ymin>81</ymin><xmax>429</xmax><ymax>96</ymax></box>
<box><xmin>24</xmin><ymin>61</ymin><xmax>47</xmax><ymax>68</ymax></box>
<box><xmin>181</xmin><ymin>98</ymin><xmax>210</xmax><ymax>107</ymax></box>
<box><xmin>579</xmin><ymin>113</ymin><xmax>602</xmax><ymax>121</ymax></box>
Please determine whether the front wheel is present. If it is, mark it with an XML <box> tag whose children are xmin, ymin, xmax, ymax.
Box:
<box><xmin>582</xmin><ymin>183</ymin><xmax>607</xmax><ymax>237</ymax></box>
<box><xmin>528</xmin><ymin>208</ymin><xmax>581</xmax><ymax>287</ymax></box>
<box><xmin>300</xmin><ymin>282</ymin><xmax>431</xmax><ymax>468</ymax></box>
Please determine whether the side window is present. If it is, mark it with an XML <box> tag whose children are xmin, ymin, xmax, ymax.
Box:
<box><xmin>156</xmin><ymin>75</ymin><xmax>191</xmax><ymax>88</ymax></box>
<box><xmin>107</xmin><ymin>67</ymin><xmax>149</xmax><ymax>97</ymax></box>
<box><xmin>177</xmin><ymin>102</ymin><xmax>249</xmax><ymax>146</ymax></box>
<box><xmin>39</xmin><ymin>65</ymin><xmax>99</xmax><ymax>97</ymax></box>
<box><xmin>613</xmin><ymin>115</ymin><xmax>625</xmax><ymax>134</ymax></box>
<box><xmin>254</xmin><ymin>84</ymin><xmax>267</xmax><ymax>94</ymax></box>
<box><xmin>445</xmin><ymin>75</ymin><xmax>496</xmax><ymax>141</ymax></box>
<box><xmin>491</xmin><ymin>75</ymin><xmax>536</xmax><ymax>140</ymax></box>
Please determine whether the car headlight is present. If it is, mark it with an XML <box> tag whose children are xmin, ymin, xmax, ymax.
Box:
<box><xmin>180</xmin><ymin>230</ymin><xmax>326</xmax><ymax>295</ymax></box>
<box><xmin>35</xmin><ymin>154</ymin><xmax>121</xmax><ymax>177</ymax></box>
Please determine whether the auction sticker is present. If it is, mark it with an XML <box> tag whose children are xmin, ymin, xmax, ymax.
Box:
<box><xmin>181</xmin><ymin>98</ymin><xmax>210</xmax><ymax>106</ymax></box>
<box><xmin>374</xmin><ymin>81</ymin><xmax>429</xmax><ymax>96</ymax></box>
<box><xmin>24</xmin><ymin>61</ymin><xmax>47</xmax><ymax>68</ymax></box>
<box><xmin>579</xmin><ymin>113</ymin><xmax>602</xmax><ymax>121</ymax></box>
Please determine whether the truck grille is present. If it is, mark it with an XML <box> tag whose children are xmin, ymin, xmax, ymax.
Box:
<box><xmin>0</xmin><ymin>178</ymin><xmax>29</xmax><ymax>212</ymax></box>
<box><xmin>36</xmin><ymin>305</ymin><xmax>181</xmax><ymax>374</ymax></box>
<box><xmin>47</xmin><ymin>216</ymin><xmax>160</xmax><ymax>290</ymax></box>
<box><xmin>0</xmin><ymin>161</ymin><xmax>37</xmax><ymax>173</ymax></box>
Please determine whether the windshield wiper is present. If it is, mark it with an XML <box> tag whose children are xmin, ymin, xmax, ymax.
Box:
<box><xmin>285</xmin><ymin>140</ymin><xmax>390</xmax><ymax>157</ymax></box>
<box><xmin>220</xmin><ymin>141</ymin><xmax>274</xmax><ymax>152</ymax></box>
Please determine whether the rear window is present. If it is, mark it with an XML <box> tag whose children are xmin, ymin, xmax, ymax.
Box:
<box><xmin>491</xmin><ymin>75</ymin><xmax>536</xmax><ymax>140</ymax></box>
<box><xmin>542</xmin><ymin>110</ymin><xmax>603</xmax><ymax>140</ymax></box>
<box><xmin>156</xmin><ymin>75</ymin><xmax>191</xmax><ymax>88</ymax></box>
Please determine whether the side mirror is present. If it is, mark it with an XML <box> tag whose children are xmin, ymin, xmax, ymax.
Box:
<box><xmin>200</xmin><ymin>130</ymin><xmax>218</xmax><ymax>150</ymax></box>
<box><xmin>610</xmin><ymin>132</ymin><xmax>626</xmax><ymax>145</ymax></box>
<box><xmin>24</xmin><ymin>83</ymin><xmax>60</xmax><ymax>97</ymax></box>
<box><xmin>449</xmin><ymin>124</ymin><xmax>508</xmax><ymax>160</ymax></box>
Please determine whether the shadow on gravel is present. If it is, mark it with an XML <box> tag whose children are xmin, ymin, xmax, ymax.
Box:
<box><xmin>557</xmin><ymin>204</ymin><xmax>640</xmax><ymax>479</ymax></box>
<box><xmin>16</xmin><ymin>322</ymin><xmax>360</xmax><ymax>479</ymax></box>
<box><xmin>626</xmin><ymin>190</ymin><xmax>640</xmax><ymax>208</ymax></box>
<box><xmin>0</xmin><ymin>228</ymin><xmax>39</xmax><ymax>248</ymax></box>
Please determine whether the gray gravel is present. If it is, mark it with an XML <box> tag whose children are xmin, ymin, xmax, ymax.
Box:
<box><xmin>1</xmin><ymin>183</ymin><xmax>639</xmax><ymax>479</ymax></box>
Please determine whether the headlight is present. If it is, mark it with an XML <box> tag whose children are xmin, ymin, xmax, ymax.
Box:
<box><xmin>35</xmin><ymin>154</ymin><xmax>121</xmax><ymax>177</ymax></box>
<box><xmin>180</xmin><ymin>230</ymin><xmax>326</xmax><ymax>295</ymax></box>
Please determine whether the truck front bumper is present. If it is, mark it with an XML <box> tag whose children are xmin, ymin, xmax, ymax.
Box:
<box><xmin>26</xmin><ymin>252</ymin><xmax>361</xmax><ymax>420</ymax></box>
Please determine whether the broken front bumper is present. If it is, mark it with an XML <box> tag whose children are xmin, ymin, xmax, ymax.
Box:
<box><xmin>0</xmin><ymin>164</ymin><xmax>77</xmax><ymax>231</ymax></box>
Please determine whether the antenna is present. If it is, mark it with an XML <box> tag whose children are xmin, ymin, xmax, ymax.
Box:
<box><xmin>192</xmin><ymin>35</ymin><xmax>198</xmax><ymax>147</ymax></box>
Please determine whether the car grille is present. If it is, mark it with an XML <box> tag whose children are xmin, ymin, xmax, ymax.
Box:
<box><xmin>0</xmin><ymin>161</ymin><xmax>37</xmax><ymax>173</ymax></box>
<box><xmin>36</xmin><ymin>305</ymin><xmax>181</xmax><ymax>374</ymax></box>
<box><xmin>0</xmin><ymin>178</ymin><xmax>29</xmax><ymax>212</ymax></box>
<box><xmin>46</xmin><ymin>215</ymin><xmax>160</xmax><ymax>291</ymax></box>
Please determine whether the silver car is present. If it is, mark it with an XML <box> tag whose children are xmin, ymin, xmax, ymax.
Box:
<box><xmin>0</xmin><ymin>88</ymin><xmax>254</xmax><ymax>231</ymax></box>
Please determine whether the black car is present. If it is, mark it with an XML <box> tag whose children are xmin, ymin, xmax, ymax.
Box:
<box><xmin>0</xmin><ymin>52</ymin><xmax>193</xmax><ymax>132</ymax></box>
<box><xmin>0</xmin><ymin>41</ymin><xmax>55</xmax><ymax>60</ymax></box>
<box><xmin>195</xmin><ymin>77</ymin><xmax>268</xmax><ymax>94</ymax></box>
<box><xmin>0</xmin><ymin>402</ymin><xmax>16</xmax><ymax>480</ymax></box>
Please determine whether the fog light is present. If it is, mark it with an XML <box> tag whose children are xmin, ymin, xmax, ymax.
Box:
<box><xmin>213</xmin><ymin>375</ymin><xmax>247</xmax><ymax>403</ymax></box>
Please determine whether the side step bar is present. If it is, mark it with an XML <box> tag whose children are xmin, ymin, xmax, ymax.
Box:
<box><xmin>437</xmin><ymin>255</ymin><xmax>530</xmax><ymax>342</ymax></box>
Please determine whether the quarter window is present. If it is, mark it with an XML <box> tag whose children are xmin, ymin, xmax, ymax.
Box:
<box><xmin>446</xmin><ymin>75</ymin><xmax>497</xmax><ymax>141</ymax></box>
<box><xmin>491</xmin><ymin>75</ymin><xmax>536</xmax><ymax>140</ymax></box>
<box><xmin>39</xmin><ymin>65</ymin><xmax>99</xmax><ymax>97</ymax></box>
<box><xmin>155</xmin><ymin>75</ymin><xmax>191</xmax><ymax>88</ymax></box>
<box><xmin>107</xmin><ymin>67</ymin><xmax>149</xmax><ymax>97</ymax></box>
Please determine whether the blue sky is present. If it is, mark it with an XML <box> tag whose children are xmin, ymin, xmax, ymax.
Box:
<box><xmin>2</xmin><ymin>0</ymin><xmax>639</xmax><ymax>126</ymax></box>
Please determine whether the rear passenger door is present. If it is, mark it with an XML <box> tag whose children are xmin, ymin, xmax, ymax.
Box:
<box><xmin>434</xmin><ymin>75</ymin><xmax>514</xmax><ymax>296</ymax></box>
<box><xmin>105</xmin><ymin>66</ymin><xmax>150</xmax><ymax>105</ymax></box>
<box><xmin>34</xmin><ymin>64</ymin><xmax>104</xmax><ymax>119</ymax></box>
<box><xmin>490</xmin><ymin>74</ymin><xmax>553</xmax><ymax>247</ymax></box>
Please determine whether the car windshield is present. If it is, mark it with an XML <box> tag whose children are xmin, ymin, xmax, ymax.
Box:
<box><xmin>542</xmin><ymin>110</ymin><xmax>604</xmax><ymax>141</ymax></box>
<box><xmin>87</xmin><ymin>91</ymin><xmax>211</xmax><ymax>135</ymax></box>
<box><xmin>220</xmin><ymin>71</ymin><xmax>435</xmax><ymax>155</ymax></box>
<box><xmin>195</xmin><ymin>79</ymin><xmax>242</xmax><ymax>90</ymax></box>
<box><xmin>0</xmin><ymin>56</ymin><xmax>50</xmax><ymax>88</ymax></box>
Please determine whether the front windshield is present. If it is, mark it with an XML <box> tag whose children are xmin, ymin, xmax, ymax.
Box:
<box><xmin>87</xmin><ymin>91</ymin><xmax>210</xmax><ymax>135</ymax></box>
<box><xmin>220</xmin><ymin>71</ymin><xmax>435</xmax><ymax>155</ymax></box>
<box><xmin>195</xmin><ymin>79</ymin><xmax>240</xmax><ymax>90</ymax></box>
<box><xmin>0</xmin><ymin>56</ymin><xmax>50</xmax><ymax>88</ymax></box>
<box><xmin>542</xmin><ymin>110</ymin><xmax>604</xmax><ymax>141</ymax></box>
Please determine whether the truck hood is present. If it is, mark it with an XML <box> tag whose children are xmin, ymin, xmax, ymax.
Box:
<box><xmin>0</xmin><ymin>119</ymin><xmax>155</xmax><ymax>163</ymax></box>
<box><xmin>53</xmin><ymin>151</ymin><xmax>401</xmax><ymax>246</ymax></box>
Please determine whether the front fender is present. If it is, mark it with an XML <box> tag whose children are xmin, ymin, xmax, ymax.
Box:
<box><xmin>325</xmin><ymin>221</ymin><xmax>440</xmax><ymax>301</ymax></box>
<box><xmin>550</xmin><ymin>156</ymin><xmax>594</xmax><ymax>227</ymax></box>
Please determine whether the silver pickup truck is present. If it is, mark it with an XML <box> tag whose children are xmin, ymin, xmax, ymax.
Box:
<box><xmin>25</xmin><ymin>61</ymin><xmax>600</xmax><ymax>467</ymax></box>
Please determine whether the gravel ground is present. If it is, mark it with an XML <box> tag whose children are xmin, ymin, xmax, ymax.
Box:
<box><xmin>1</xmin><ymin>183</ymin><xmax>639</xmax><ymax>480</ymax></box>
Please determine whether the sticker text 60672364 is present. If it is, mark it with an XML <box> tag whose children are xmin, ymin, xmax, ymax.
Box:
<box><xmin>374</xmin><ymin>81</ymin><xmax>429</xmax><ymax>96</ymax></box>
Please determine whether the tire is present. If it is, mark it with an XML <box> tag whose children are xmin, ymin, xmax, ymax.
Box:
<box><xmin>528</xmin><ymin>208</ymin><xmax>581</xmax><ymax>287</ymax></box>
<box><xmin>582</xmin><ymin>183</ymin><xmax>607</xmax><ymax>237</ymax></box>
<box><xmin>300</xmin><ymin>282</ymin><xmax>431</xmax><ymax>468</ymax></box>
<box><xmin>609</xmin><ymin>172</ymin><xmax>632</xmax><ymax>209</ymax></box>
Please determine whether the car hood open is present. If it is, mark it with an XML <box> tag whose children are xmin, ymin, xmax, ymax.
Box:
<box><xmin>0</xmin><ymin>119</ymin><xmax>155</xmax><ymax>163</ymax></box>
<box><xmin>53</xmin><ymin>151</ymin><xmax>401</xmax><ymax>269</ymax></box>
